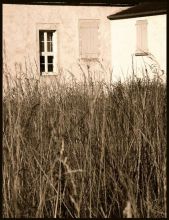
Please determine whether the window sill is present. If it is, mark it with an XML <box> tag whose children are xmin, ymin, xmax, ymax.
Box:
<box><xmin>135</xmin><ymin>52</ymin><xmax>149</xmax><ymax>56</ymax></box>
<box><xmin>41</xmin><ymin>72</ymin><xmax>58</xmax><ymax>76</ymax></box>
<box><xmin>80</xmin><ymin>58</ymin><xmax>99</xmax><ymax>62</ymax></box>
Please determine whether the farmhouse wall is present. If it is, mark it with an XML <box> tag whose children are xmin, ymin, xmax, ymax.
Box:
<box><xmin>3</xmin><ymin>4</ymin><xmax>126</xmax><ymax>84</ymax></box>
<box><xmin>110</xmin><ymin>14</ymin><xmax>166</xmax><ymax>82</ymax></box>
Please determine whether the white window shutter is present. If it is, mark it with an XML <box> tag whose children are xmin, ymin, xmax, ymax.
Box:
<box><xmin>79</xmin><ymin>20</ymin><xmax>99</xmax><ymax>59</ymax></box>
<box><xmin>136</xmin><ymin>20</ymin><xmax>148</xmax><ymax>54</ymax></box>
<box><xmin>90</xmin><ymin>26</ymin><xmax>99</xmax><ymax>58</ymax></box>
<box><xmin>80</xmin><ymin>26</ymin><xmax>91</xmax><ymax>58</ymax></box>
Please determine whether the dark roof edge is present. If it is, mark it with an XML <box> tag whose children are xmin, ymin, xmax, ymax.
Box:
<box><xmin>2</xmin><ymin>3</ymin><xmax>136</xmax><ymax>7</ymax></box>
<box><xmin>107</xmin><ymin>9</ymin><xmax>167</xmax><ymax>20</ymax></box>
<box><xmin>2</xmin><ymin>0</ymin><xmax>139</xmax><ymax>6</ymax></box>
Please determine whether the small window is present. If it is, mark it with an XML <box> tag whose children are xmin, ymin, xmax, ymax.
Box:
<box><xmin>79</xmin><ymin>20</ymin><xmax>100</xmax><ymax>60</ymax></box>
<box><xmin>39</xmin><ymin>30</ymin><xmax>57</xmax><ymax>75</ymax></box>
<box><xmin>135</xmin><ymin>20</ymin><xmax>148</xmax><ymax>56</ymax></box>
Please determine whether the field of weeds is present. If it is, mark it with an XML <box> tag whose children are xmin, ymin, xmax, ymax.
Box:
<box><xmin>2</xmin><ymin>70</ymin><xmax>166</xmax><ymax>218</ymax></box>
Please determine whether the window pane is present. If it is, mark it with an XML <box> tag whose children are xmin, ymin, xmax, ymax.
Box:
<box><xmin>40</xmin><ymin>42</ymin><xmax>44</xmax><ymax>52</ymax></box>
<box><xmin>40</xmin><ymin>56</ymin><xmax>45</xmax><ymax>64</ymax></box>
<box><xmin>47</xmin><ymin>42</ymin><xmax>53</xmax><ymax>52</ymax></box>
<box><xmin>48</xmin><ymin>56</ymin><xmax>53</xmax><ymax>64</ymax></box>
<box><xmin>40</xmin><ymin>64</ymin><xmax>45</xmax><ymax>72</ymax></box>
<box><xmin>39</xmin><ymin>31</ymin><xmax>44</xmax><ymax>41</ymax></box>
<box><xmin>47</xmin><ymin>32</ymin><xmax>53</xmax><ymax>41</ymax></box>
<box><xmin>48</xmin><ymin>64</ymin><xmax>53</xmax><ymax>72</ymax></box>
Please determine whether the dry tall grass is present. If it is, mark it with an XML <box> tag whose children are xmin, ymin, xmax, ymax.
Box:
<box><xmin>2</xmin><ymin>66</ymin><xmax>166</xmax><ymax>218</ymax></box>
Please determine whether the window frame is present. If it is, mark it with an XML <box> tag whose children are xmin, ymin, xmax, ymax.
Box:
<box><xmin>79</xmin><ymin>19</ymin><xmax>100</xmax><ymax>61</ymax></box>
<box><xmin>36</xmin><ymin>24</ymin><xmax>59</xmax><ymax>76</ymax></box>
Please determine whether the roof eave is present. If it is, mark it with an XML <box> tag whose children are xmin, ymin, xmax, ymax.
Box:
<box><xmin>2</xmin><ymin>0</ymin><xmax>139</xmax><ymax>6</ymax></box>
<box><xmin>107</xmin><ymin>9</ymin><xmax>167</xmax><ymax>20</ymax></box>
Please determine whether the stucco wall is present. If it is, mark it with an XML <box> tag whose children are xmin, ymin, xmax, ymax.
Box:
<box><xmin>111</xmin><ymin>14</ymin><xmax>166</xmax><ymax>82</ymax></box>
<box><xmin>3</xmin><ymin>4</ymin><xmax>126</xmax><ymax>83</ymax></box>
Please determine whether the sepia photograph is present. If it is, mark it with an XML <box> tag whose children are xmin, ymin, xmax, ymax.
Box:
<box><xmin>2</xmin><ymin>0</ymin><xmax>167</xmax><ymax>218</ymax></box>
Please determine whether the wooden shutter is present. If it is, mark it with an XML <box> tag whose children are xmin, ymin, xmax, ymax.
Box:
<box><xmin>79</xmin><ymin>20</ymin><xmax>99</xmax><ymax>59</ymax></box>
<box><xmin>136</xmin><ymin>20</ymin><xmax>148</xmax><ymax>54</ymax></box>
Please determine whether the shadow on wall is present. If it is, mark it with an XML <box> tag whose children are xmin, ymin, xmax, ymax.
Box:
<box><xmin>3</xmin><ymin>58</ymin><xmax>114</xmax><ymax>91</ymax></box>
<box><xmin>112</xmin><ymin>52</ymin><xmax>166</xmax><ymax>83</ymax></box>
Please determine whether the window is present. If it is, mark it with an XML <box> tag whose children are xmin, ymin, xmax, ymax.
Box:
<box><xmin>39</xmin><ymin>30</ymin><xmax>57</xmax><ymax>74</ymax></box>
<box><xmin>135</xmin><ymin>20</ymin><xmax>148</xmax><ymax>56</ymax></box>
<box><xmin>79</xmin><ymin>20</ymin><xmax>100</xmax><ymax>60</ymax></box>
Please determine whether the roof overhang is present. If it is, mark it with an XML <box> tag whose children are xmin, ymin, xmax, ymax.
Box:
<box><xmin>107</xmin><ymin>1</ymin><xmax>167</xmax><ymax>20</ymax></box>
<box><xmin>2</xmin><ymin>0</ymin><xmax>142</xmax><ymax>6</ymax></box>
